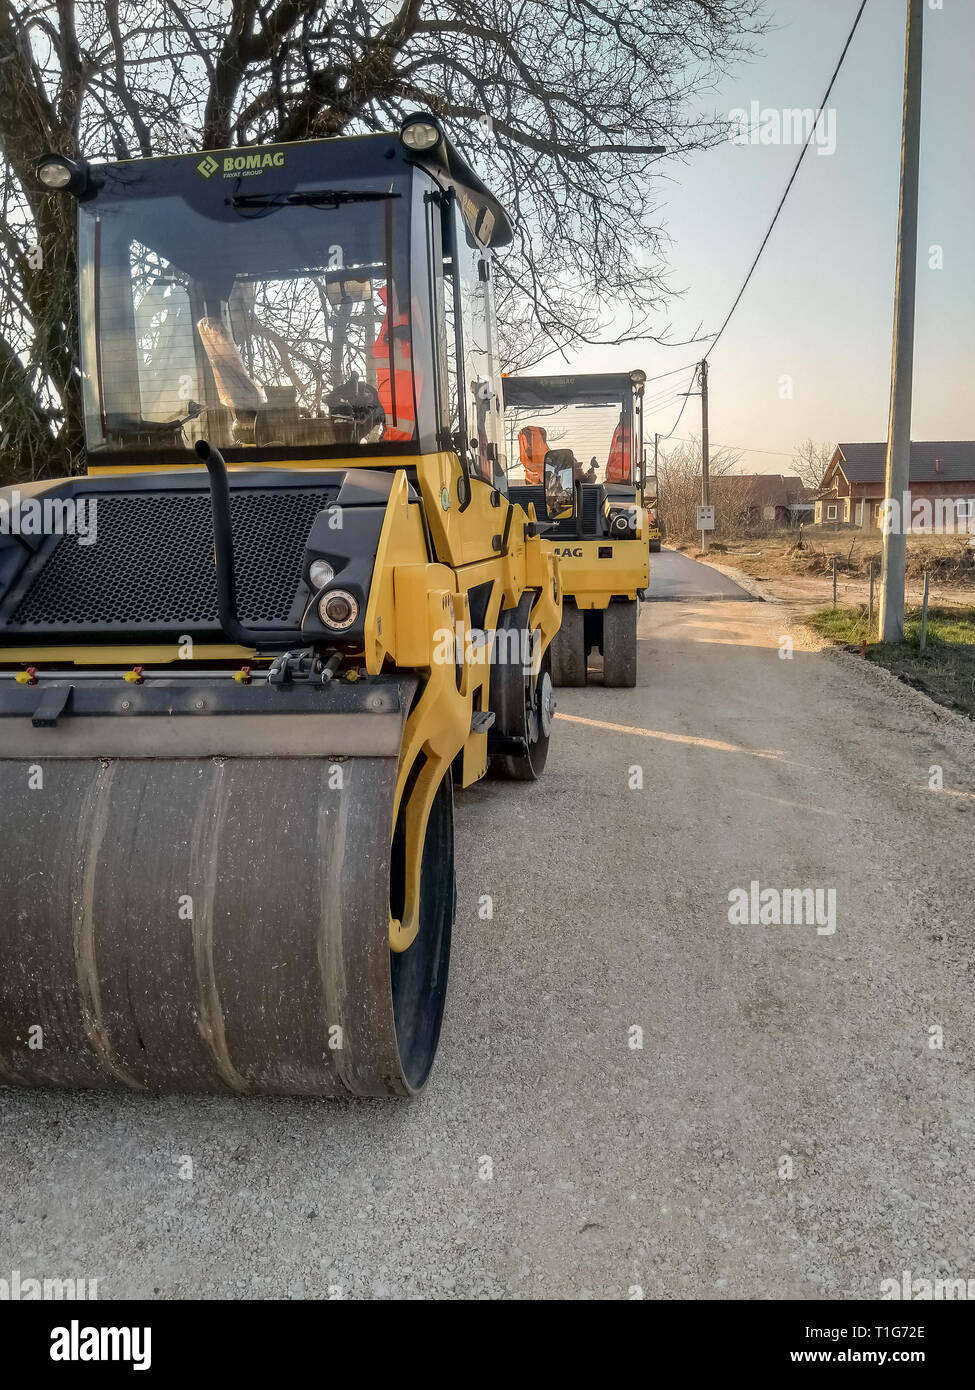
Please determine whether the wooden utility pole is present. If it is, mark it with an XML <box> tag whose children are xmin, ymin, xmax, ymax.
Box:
<box><xmin>879</xmin><ymin>0</ymin><xmax>924</xmax><ymax>642</ymax></box>
<box><xmin>700</xmin><ymin>359</ymin><xmax>710</xmax><ymax>554</ymax></box>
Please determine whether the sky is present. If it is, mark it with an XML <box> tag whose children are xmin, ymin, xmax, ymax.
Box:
<box><xmin>566</xmin><ymin>0</ymin><xmax>975</xmax><ymax>475</ymax></box>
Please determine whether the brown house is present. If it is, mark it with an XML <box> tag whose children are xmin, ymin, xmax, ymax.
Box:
<box><xmin>815</xmin><ymin>442</ymin><xmax>975</xmax><ymax>529</ymax></box>
<box><xmin>712</xmin><ymin>473</ymin><xmax>814</xmax><ymax>529</ymax></box>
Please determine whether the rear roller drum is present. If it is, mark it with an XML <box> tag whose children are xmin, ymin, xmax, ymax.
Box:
<box><xmin>0</xmin><ymin>751</ymin><xmax>454</xmax><ymax>1098</ymax></box>
<box><xmin>493</xmin><ymin>644</ymin><xmax>554</xmax><ymax>781</ymax></box>
<box><xmin>490</xmin><ymin>594</ymin><xmax>555</xmax><ymax>782</ymax></box>
<box><xmin>601</xmin><ymin>600</ymin><xmax>638</xmax><ymax>687</ymax></box>
<box><xmin>549</xmin><ymin>602</ymin><xmax>587</xmax><ymax>687</ymax></box>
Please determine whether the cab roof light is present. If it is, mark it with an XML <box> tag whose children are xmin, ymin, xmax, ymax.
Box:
<box><xmin>400</xmin><ymin>115</ymin><xmax>443</xmax><ymax>153</ymax></box>
<box><xmin>36</xmin><ymin>154</ymin><xmax>90</xmax><ymax>198</ymax></box>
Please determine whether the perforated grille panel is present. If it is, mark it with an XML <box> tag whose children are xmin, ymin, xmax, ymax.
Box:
<box><xmin>510</xmin><ymin>485</ymin><xmax>601</xmax><ymax>538</ymax></box>
<box><xmin>6</xmin><ymin>488</ymin><xmax>335</xmax><ymax>631</ymax></box>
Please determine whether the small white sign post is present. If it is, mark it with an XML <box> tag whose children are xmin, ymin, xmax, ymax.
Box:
<box><xmin>696</xmin><ymin>505</ymin><xmax>715</xmax><ymax>551</ymax></box>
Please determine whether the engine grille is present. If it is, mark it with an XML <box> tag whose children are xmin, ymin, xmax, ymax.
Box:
<box><xmin>5</xmin><ymin>488</ymin><xmax>336</xmax><ymax>633</ymax></box>
<box><xmin>511</xmin><ymin>485</ymin><xmax>601</xmax><ymax>538</ymax></box>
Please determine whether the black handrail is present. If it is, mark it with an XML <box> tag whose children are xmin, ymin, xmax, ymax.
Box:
<box><xmin>195</xmin><ymin>440</ymin><xmax>305</xmax><ymax>651</ymax></box>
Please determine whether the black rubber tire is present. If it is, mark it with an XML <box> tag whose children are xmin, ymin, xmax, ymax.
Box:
<box><xmin>601</xmin><ymin>600</ymin><xmax>638</xmax><ymax>687</ymax></box>
<box><xmin>389</xmin><ymin>773</ymin><xmax>454</xmax><ymax>1093</ymax></box>
<box><xmin>549</xmin><ymin>602</ymin><xmax>587</xmax><ymax>686</ymax></box>
<box><xmin>493</xmin><ymin>644</ymin><xmax>554</xmax><ymax>781</ymax></box>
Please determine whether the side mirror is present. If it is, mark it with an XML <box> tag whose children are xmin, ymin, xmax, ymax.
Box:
<box><xmin>544</xmin><ymin>450</ymin><xmax>576</xmax><ymax>521</ymax></box>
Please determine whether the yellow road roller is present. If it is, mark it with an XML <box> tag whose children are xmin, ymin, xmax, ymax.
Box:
<box><xmin>504</xmin><ymin>372</ymin><xmax>650</xmax><ymax>686</ymax></box>
<box><xmin>0</xmin><ymin>116</ymin><xmax>560</xmax><ymax>1097</ymax></box>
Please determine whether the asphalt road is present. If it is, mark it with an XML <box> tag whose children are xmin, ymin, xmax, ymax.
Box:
<box><xmin>2</xmin><ymin>553</ymin><xmax>974</xmax><ymax>1299</ymax></box>
<box><xmin>649</xmin><ymin>546</ymin><xmax>753</xmax><ymax>601</ymax></box>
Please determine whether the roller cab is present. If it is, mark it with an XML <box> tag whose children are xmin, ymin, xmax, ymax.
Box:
<box><xmin>504</xmin><ymin>372</ymin><xmax>651</xmax><ymax>686</ymax></box>
<box><xmin>0</xmin><ymin>120</ymin><xmax>561</xmax><ymax>1097</ymax></box>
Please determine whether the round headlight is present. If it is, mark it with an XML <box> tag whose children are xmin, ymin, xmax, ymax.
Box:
<box><xmin>401</xmin><ymin>120</ymin><xmax>441</xmax><ymax>152</ymax></box>
<box><xmin>37</xmin><ymin>158</ymin><xmax>73</xmax><ymax>190</ymax></box>
<box><xmin>309</xmin><ymin>559</ymin><xmax>335</xmax><ymax>590</ymax></box>
<box><xmin>319</xmin><ymin>589</ymin><xmax>359</xmax><ymax>630</ymax></box>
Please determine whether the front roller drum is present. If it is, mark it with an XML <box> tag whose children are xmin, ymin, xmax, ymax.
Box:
<box><xmin>0</xmin><ymin>754</ymin><xmax>453</xmax><ymax>1097</ymax></box>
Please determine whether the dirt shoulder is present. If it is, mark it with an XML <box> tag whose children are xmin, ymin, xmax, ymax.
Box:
<box><xmin>675</xmin><ymin>535</ymin><xmax>975</xmax><ymax>721</ymax></box>
<box><xmin>681</xmin><ymin>530</ymin><xmax>975</xmax><ymax>614</ymax></box>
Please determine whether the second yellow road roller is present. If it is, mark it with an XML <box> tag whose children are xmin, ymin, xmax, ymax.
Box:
<box><xmin>504</xmin><ymin>371</ymin><xmax>651</xmax><ymax>686</ymax></box>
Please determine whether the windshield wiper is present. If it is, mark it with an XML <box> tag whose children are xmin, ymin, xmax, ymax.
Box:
<box><xmin>231</xmin><ymin>189</ymin><xmax>400</xmax><ymax>211</ymax></box>
<box><xmin>105</xmin><ymin>403</ymin><xmax>204</xmax><ymax>435</ymax></box>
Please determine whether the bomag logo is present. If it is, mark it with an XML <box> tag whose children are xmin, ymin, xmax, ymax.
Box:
<box><xmin>553</xmin><ymin>546</ymin><xmax>584</xmax><ymax>558</ymax></box>
<box><xmin>196</xmin><ymin>150</ymin><xmax>286</xmax><ymax>180</ymax></box>
<box><xmin>223</xmin><ymin>151</ymin><xmax>286</xmax><ymax>178</ymax></box>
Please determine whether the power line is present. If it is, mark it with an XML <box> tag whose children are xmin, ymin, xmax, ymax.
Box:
<box><xmin>644</xmin><ymin>377</ymin><xmax>686</xmax><ymax>398</ymax></box>
<box><xmin>658</xmin><ymin>363</ymin><xmax>699</xmax><ymax>442</ymax></box>
<box><xmin>503</xmin><ymin>8</ymin><xmax>869</xmax><ymax>410</ymax></box>
<box><xmin>641</xmin><ymin>384</ymin><xmax>686</xmax><ymax>411</ymax></box>
<box><xmin>703</xmin><ymin>0</ymin><xmax>870</xmax><ymax>362</ymax></box>
<box><xmin>644</xmin><ymin>361</ymin><xmax>700</xmax><ymax>383</ymax></box>
<box><xmin>507</xmin><ymin>348</ymin><xmax>699</xmax><ymax>383</ymax></box>
<box><xmin>665</xmin><ymin>435</ymin><xmax>797</xmax><ymax>459</ymax></box>
<box><xmin>653</xmin><ymin>6</ymin><xmax>870</xmax><ymax>465</ymax></box>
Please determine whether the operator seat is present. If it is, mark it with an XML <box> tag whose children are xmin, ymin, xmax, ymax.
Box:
<box><xmin>197</xmin><ymin>315</ymin><xmax>264</xmax><ymax>441</ymax></box>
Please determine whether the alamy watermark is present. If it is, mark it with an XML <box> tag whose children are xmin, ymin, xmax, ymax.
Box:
<box><xmin>50</xmin><ymin>1320</ymin><xmax>150</xmax><ymax>1370</ymax></box>
<box><xmin>432</xmin><ymin>620</ymin><xmax>541</xmax><ymax>670</ymax></box>
<box><xmin>0</xmin><ymin>491</ymin><xmax>97</xmax><ymax>546</ymax></box>
<box><xmin>877</xmin><ymin>492</ymin><xmax>975</xmax><ymax>536</ymax></box>
<box><xmin>728</xmin><ymin>103</ymin><xmax>837</xmax><ymax>157</ymax></box>
<box><xmin>0</xmin><ymin>1268</ymin><xmax>99</xmax><ymax>1300</ymax></box>
<box><xmin>882</xmin><ymin>1269</ymin><xmax>975</xmax><ymax>1300</ymax></box>
<box><xmin>728</xmin><ymin>880</ymin><xmax>836</xmax><ymax>936</ymax></box>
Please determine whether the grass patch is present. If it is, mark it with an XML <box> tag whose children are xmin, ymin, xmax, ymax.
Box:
<box><xmin>807</xmin><ymin>604</ymin><xmax>975</xmax><ymax>717</ymax></box>
<box><xmin>806</xmin><ymin>607</ymin><xmax>872</xmax><ymax>645</ymax></box>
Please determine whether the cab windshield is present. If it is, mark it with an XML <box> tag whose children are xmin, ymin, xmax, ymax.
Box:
<box><xmin>78</xmin><ymin>172</ymin><xmax>420</xmax><ymax>456</ymax></box>
<box><xmin>503</xmin><ymin>379</ymin><xmax>641</xmax><ymax>489</ymax></box>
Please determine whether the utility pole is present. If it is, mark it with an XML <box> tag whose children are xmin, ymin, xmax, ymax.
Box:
<box><xmin>700</xmin><ymin>359</ymin><xmax>710</xmax><ymax>554</ymax></box>
<box><xmin>653</xmin><ymin>432</ymin><xmax>660</xmax><ymax>488</ymax></box>
<box><xmin>879</xmin><ymin>0</ymin><xmax>923</xmax><ymax>642</ymax></box>
<box><xmin>678</xmin><ymin>362</ymin><xmax>712</xmax><ymax>551</ymax></box>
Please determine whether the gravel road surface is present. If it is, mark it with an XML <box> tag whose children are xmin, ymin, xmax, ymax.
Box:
<box><xmin>2</xmin><ymin>554</ymin><xmax>973</xmax><ymax>1300</ymax></box>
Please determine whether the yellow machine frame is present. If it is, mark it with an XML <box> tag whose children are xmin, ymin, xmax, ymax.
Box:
<box><xmin>546</xmin><ymin>510</ymin><xmax>650</xmax><ymax>612</ymax></box>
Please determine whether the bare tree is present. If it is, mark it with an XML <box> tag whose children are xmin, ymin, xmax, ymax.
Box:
<box><xmin>0</xmin><ymin>0</ymin><xmax>766</xmax><ymax>481</ymax></box>
<box><xmin>792</xmin><ymin>438</ymin><xmax>835</xmax><ymax>493</ymax></box>
<box><xmin>657</xmin><ymin>437</ymin><xmax>746</xmax><ymax>542</ymax></box>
